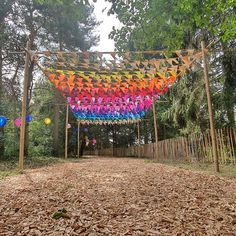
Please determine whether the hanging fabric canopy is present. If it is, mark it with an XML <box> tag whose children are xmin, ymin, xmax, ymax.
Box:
<box><xmin>35</xmin><ymin>49</ymin><xmax>202</xmax><ymax>124</ymax></box>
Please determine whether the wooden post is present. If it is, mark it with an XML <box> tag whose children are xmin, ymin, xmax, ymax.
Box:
<box><xmin>65</xmin><ymin>104</ymin><xmax>69</xmax><ymax>158</ymax></box>
<box><xmin>112</xmin><ymin>125</ymin><xmax>115</xmax><ymax>157</ymax></box>
<box><xmin>77</xmin><ymin>121</ymin><xmax>80</xmax><ymax>158</ymax></box>
<box><xmin>19</xmin><ymin>41</ymin><xmax>30</xmax><ymax>170</ymax></box>
<box><xmin>152</xmin><ymin>97</ymin><xmax>158</xmax><ymax>159</ymax></box>
<box><xmin>137</xmin><ymin>121</ymin><xmax>140</xmax><ymax>158</ymax></box>
<box><xmin>201</xmin><ymin>41</ymin><xmax>219</xmax><ymax>172</ymax></box>
<box><xmin>229</xmin><ymin>128</ymin><xmax>235</xmax><ymax>164</ymax></box>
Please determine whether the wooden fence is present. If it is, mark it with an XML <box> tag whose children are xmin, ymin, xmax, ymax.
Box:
<box><xmin>85</xmin><ymin>128</ymin><xmax>236</xmax><ymax>164</ymax></box>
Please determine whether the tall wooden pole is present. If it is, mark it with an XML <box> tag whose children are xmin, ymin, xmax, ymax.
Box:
<box><xmin>77</xmin><ymin>121</ymin><xmax>80</xmax><ymax>158</ymax></box>
<box><xmin>201</xmin><ymin>41</ymin><xmax>219</xmax><ymax>172</ymax></box>
<box><xmin>19</xmin><ymin>41</ymin><xmax>30</xmax><ymax>170</ymax></box>
<box><xmin>137</xmin><ymin>121</ymin><xmax>140</xmax><ymax>158</ymax></box>
<box><xmin>65</xmin><ymin>104</ymin><xmax>69</xmax><ymax>159</ymax></box>
<box><xmin>112</xmin><ymin>126</ymin><xmax>115</xmax><ymax>157</ymax></box>
<box><xmin>152</xmin><ymin>97</ymin><xmax>158</xmax><ymax>159</ymax></box>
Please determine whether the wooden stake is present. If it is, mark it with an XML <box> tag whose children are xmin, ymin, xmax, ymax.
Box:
<box><xmin>65</xmin><ymin>104</ymin><xmax>69</xmax><ymax>158</ymax></box>
<box><xmin>185</xmin><ymin>136</ymin><xmax>189</xmax><ymax>161</ymax></box>
<box><xmin>201</xmin><ymin>41</ymin><xmax>219</xmax><ymax>172</ymax></box>
<box><xmin>203</xmin><ymin>133</ymin><xmax>208</xmax><ymax>162</ymax></box>
<box><xmin>77</xmin><ymin>121</ymin><xmax>80</xmax><ymax>158</ymax></box>
<box><xmin>152</xmin><ymin>97</ymin><xmax>158</xmax><ymax>159</ymax></box>
<box><xmin>207</xmin><ymin>131</ymin><xmax>213</xmax><ymax>162</ymax></box>
<box><xmin>19</xmin><ymin>41</ymin><xmax>30</xmax><ymax>170</ymax></box>
<box><xmin>218</xmin><ymin>129</ymin><xmax>224</xmax><ymax>164</ymax></box>
<box><xmin>200</xmin><ymin>134</ymin><xmax>206</xmax><ymax>163</ymax></box>
<box><xmin>226</xmin><ymin>127</ymin><xmax>234</xmax><ymax>162</ymax></box>
<box><xmin>137</xmin><ymin>121</ymin><xmax>140</xmax><ymax>158</ymax></box>
<box><xmin>229</xmin><ymin>128</ymin><xmax>235</xmax><ymax>164</ymax></box>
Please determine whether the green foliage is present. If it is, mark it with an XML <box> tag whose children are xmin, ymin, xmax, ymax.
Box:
<box><xmin>0</xmin><ymin>0</ymin><xmax>235</xmax><ymax>160</ymax></box>
<box><xmin>108</xmin><ymin>0</ymin><xmax>236</xmax><ymax>138</ymax></box>
<box><xmin>109</xmin><ymin>0</ymin><xmax>236</xmax><ymax>51</ymax></box>
<box><xmin>36</xmin><ymin>0</ymin><xmax>97</xmax><ymax>5</ymax></box>
<box><xmin>52</xmin><ymin>208</ymin><xmax>68</xmax><ymax>220</ymax></box>
<box><xmin>27</xmin><ymin>78</ymin><xmax>62</xmax><ymax>157</ymax></box>
<box><xmin>39</xmin><ymin>0</ymin><xmax>99</xmax><ymax>50</ymax></box>
<box><xmin>28</xmin><ymin>120</ymin><xmax>53</xmax><ymax>156</ymax></box>
<box><xmin>0</xmin><ymin>0</ymin><xmax>99</xmax><ymax>158</ymax></box>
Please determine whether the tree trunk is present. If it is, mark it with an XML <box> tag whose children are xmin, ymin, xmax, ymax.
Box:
<box><xmin>24</xmin><ymin>56</ymin><xmax>34</xmax><ymax>157</ymax></box>
<box><xmin>24</xmin><ymin>27</ymin><xmax>36</xmax><ymax>157</ymax></box>
<box><xmin>222</xmin><ymin>48</ymin><xmax>236</xmax><ymax>127</ymax></box>
<box><xmin>52</xmin><ymin>40</ymin><xmax>63</xmax><ymax>157</ymax></box>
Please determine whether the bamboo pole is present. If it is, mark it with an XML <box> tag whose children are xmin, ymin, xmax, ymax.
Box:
<box><xmin>201</xmin><ymin>41</ymin><xmax>219</xmax><ymax>172</ymax></box>
<box><xmin>182</xmin><ymin>137</ymin><xmax>187</xmax><ymax>161</ymax></box>
<box><xmin>189</xmin><ymin>135</ymin><xmax>194</xmax><ymax>161</ymax></box>
<box><xmin>216</xmin><ymin>130</ymin><xmax>221</xmax><ymax>163</ymax></box>
<box><xmin>172</xmin><ymin>139</ymin><xmax>175</xmax><ymax>161</ymax></box>
<box><xmin>199</xmin><ymin>134</ymin><xmax>203</xmax><ymax>162</ymax></box>
<box><xmin>113</xmin><ymin>126</ymin><xmax>115</xmax><ymax>157</ymax></box>
<box><xmin>137</xmin><ymin>121</ymin><xmax>140</xmax><ymax>158</ymax></box>
<box><xmin>202</xmin><ymin>134</ymin><xmax>206</xmax><ymax>161</ymax></box>
<box><xmin>227</xmin><ymin>127</ymin><xmax>234</xmax><ymax>162</ymax></box>
<box><xmin>77</xmin><ymin>121</ymin><xmax>80</xmax><ymax>158</ymax></box>
<box><xmin>19</xmin><ymin>41</ymin><xmax>30</xmax><ymax>170</ymax></box>
<box><xmin>203</xmin><ymin>133</ymin><xmax>208</xmax><ymax>162</ymax></box>
<box><xmin>152</xmin><ymin>97</ymin><xmax>158</xmax><ymax>159</ymax></box>
<box><xmin>65</xmin><ymin>104</ymin><xmax>69</xmax><ymax>159</ymax></box>
<box><xmin>161</xmin><ymin>141</ymin><xmax>164</xmax><ymax>160</ymax></box>
<box><xmin>220</xmin><ymin>129</ymin><xmax>227</xmax><ymax>164</ymax></box>
<box><xmin>207</xmin><ymin>131</ymin><xmax>213</xmax><ymax>163</ymax></box>
<box><xmin>185</xmin><ymin>136</ymin><xmax>189</xmax><ymax>162</ymax></box>
<box><xmin>163</xmin><ymin>140</ymin><xmax>166</xmax><ymax>160</ymax></box>
<box><xmin>176</xmin><ymin>138</ymin><xmax>179</xmax><ymax>161</ymax></box>
<box><xmin>229</xmin><ymin>128</ymin><xmax>235</xmax><ymax>164</ymax></box>
<box><xmin>173</xmin><ymin>139</ymin><xmax>177</xmax><ymax>161</ymax></box>
<box><xmin>187</xmin><ymin>136</ymin><xmax>191</xmax><ymax>161</ymax></box>
<box><xmin>194</xmin><ymin>134</ymin><xmax>198</xmax><ymax>161</ymax></box>
<box><xmin>220</xmin><ymin>131</ymin><xmax>224</xmax><ymax>163</ymax></box>
<box><xmin>195</xmin><ymin>134</ymin><xmax>199</xmax><ymax>162</ymax></box>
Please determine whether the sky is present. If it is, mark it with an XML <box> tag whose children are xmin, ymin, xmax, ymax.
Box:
<box><xmin>91</xmin><ymin>0</ymin><xmax>120</xmax><ymax>52</ymax></box>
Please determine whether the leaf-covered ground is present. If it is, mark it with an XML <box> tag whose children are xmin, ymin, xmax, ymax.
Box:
<box><xmin>0</xmin><ymin>157</ymin><xmax>236</xmax><ymax>235</ymax></box>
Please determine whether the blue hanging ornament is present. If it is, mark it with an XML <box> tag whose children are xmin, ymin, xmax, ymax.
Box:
<box><xmin>26</xmin><ymin>115</ymin><xmax>33</xmax><ymax>122</ymax></box>
<box><xmin>0</xmin><ymin>116</ymin><xmax>7</xmax><ymax>127</ymax></box>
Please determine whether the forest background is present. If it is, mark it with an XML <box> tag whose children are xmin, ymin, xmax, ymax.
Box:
<box><xmin>0</xmin><ymin>0</ymin><xmax>235</xmax><ymax>159</ymax></box>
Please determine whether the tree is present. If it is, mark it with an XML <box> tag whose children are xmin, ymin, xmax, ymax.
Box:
<box><xmin>107</xmin><ymin>0</ymin><xmax>236</xmax><ymax>137</ymax></box>
<box><xmin>0</xmin><ymin>0</ymin><xmax>25</xmax><ymax>158</ymax></box>
<box><xmin>0</xmin><ymin>0</ymin><xmax>99</xmax><ymax>158</ymax></box>
<box><xmin>39</xmin><ymin>0</ymin><xmax>99</xmax><ymax>156</ymax></box>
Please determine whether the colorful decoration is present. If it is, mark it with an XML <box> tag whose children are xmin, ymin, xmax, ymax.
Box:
<box><xmin>14</xmin><ymin>118</ymin><xmax>21</xmax><ymax>127</ymax></box>
<box><xmin>0</xmin><ymin>116</ymin><xmax>55</xmax><ymax>127</ymax></box>
<box><xmin>26</xmin><ymin>115</ymin><xmax>33</xmax><ymax>122</ymax></box>
<box><xmin>39</xmin><ymin>50</ymin><xmax>201</xmax><ymax>124</ymax></box>
<box><xmin>0</xmin><ymin>116</ymin><xmax>7</xmax><ymax>127</ymax></box>
<box><xmin>44</xmin><ymin>118</ymin><xmax>52</xmax><ymax>125</ymax></box>
<box><xmin>92</xmin><ymin>138</ymin><xmax>97</xmax><ymax>145</ymax></box>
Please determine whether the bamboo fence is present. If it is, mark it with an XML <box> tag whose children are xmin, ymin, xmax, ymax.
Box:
<box><xmin>86</xmin><ymin>128</ymin><xmax>236</xmax><ymax>164</ymax></box>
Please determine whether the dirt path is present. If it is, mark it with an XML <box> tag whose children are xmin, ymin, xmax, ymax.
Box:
<box><xmin>0</xmin><ymin>157</ymin><xmax>236</xmax><ymax>236</ymax></box>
